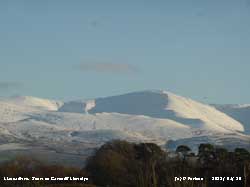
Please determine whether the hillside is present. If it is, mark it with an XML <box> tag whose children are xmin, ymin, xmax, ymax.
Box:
<box><xmin>213</xmin><ymin>104</ymin><xmax>250</xmax><ymax>134</ymax></box>
<box><xmin>0</xmin><ymin>90</ymin><xmax>249</xmax><ymax>166</ymax></box>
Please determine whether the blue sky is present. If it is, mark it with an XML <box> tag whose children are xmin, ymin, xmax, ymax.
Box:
<box><xmin>0</xmin><ymin>0</ymin><xmax>250</xmax><ymax>104</ymax></box>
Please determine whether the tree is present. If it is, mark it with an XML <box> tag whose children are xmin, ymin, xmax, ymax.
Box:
<box><xmin>198</xmin><ymin>144</ymin><xmax>216</xmax><ymax>169</ymax></box>
<box><xmin>85</xmin><ymin>140</ymin><xmax>136</xmax><ymax>187</ymax></box>
<box><xmin>176</xmin><ymin>145</ymin><xmax>192</xmax><ymax>163</ymax></box>
<box><xmin>134</xmin><ymin>143</ymin><xmax>166</xmax><ymax>187</ymax></box>
<box><xmin>85</xmin><ymin>140</ymin><xmax>166</xmax><ymax>187</ymax></box>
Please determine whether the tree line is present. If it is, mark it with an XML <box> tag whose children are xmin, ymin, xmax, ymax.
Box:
<box><xmin>0</xmin><ymin>140</ymin><xmax>250</xmax><ymax>187</ymax></box>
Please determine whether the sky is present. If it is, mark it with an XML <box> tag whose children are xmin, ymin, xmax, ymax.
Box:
<box><xmin>0</xmin><ymin>0</ymin><xmax>250</xmax><ymax>104</ymax></box>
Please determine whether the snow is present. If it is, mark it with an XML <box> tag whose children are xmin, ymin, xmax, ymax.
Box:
<box><xmin>213</xmin><ymin>104</ymin><xmax>250</xmax><ymax>134</ymax></box>
<box><xmin>1</xmin><ymin>96</ymin><xmax>63</xmax><ymax>111</ymax></box>
<box><xmin>59</xmin><ymin>90</ymin><xmax>244</xmax><ymax>133</ymax></box>
<box><xmin>0</xmin><ymin>100</ymin><xmax>35</xmax><ymax>123</ymax></box>
<box><xmin>162</xmin><ymin>91</ymin><xmax>244</xmax><ymax>132</ymax></box>
<box><xmin>85</xmin><ymin>100</ymin><xmax>96</xmax><ymax>113</ymax></box>
<box><xmin>0</xmin><ymin>90</ymin><xmax>249</xmax><ymax>164</ymax></box>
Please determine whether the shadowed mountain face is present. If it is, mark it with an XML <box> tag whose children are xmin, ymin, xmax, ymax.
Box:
<box><xmin>59</xmin><ymin>101</ymin><xmax>86</xmax><ymax>113</ymax></box>
<box><xmin>213</xmin><ymin>105</ymin><xmax>250</xmax><ymax>135</ymax></box>
<box><xmin>57</xmin><ymin>90</ymin><xmax>244</xmax><ymax>132</ymax></box>
<box><xmin>89</xmin><ymin>91</ymin><xmax>202</xmax><ymax>127</ymax></box>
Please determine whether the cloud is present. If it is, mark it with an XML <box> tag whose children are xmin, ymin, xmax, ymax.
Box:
<box><xmin>78</xmin><ymin>62</ymin><xmax>138</xmax><ymax>74</ymax></box>
<box><xmin>0</xmin><ymin>81</ymin><xmax>22</xmax><ymax>91</ymax></box>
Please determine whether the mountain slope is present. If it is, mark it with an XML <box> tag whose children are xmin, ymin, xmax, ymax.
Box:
<box><xmin>1</xmin><ymin>96</ymin><xmax>63</xmax><ymax>111</ymax></box>
<box><xmin>213</xmin><ymin>104</ymin><xmax>250</xmax><ymax>135</ymax></box>
<box><xmin>0</xmin><ymin>90</ymin><xmax>249</xmax><ymax>166</ymax></box>
<box><xmin>59</xmin><ymin>90</ymin><xmax>244</xmax><ymax>133</ymax></box>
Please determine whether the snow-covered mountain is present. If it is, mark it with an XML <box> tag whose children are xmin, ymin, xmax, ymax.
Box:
<box><xmin>213</xmin><ymin>104</ymin><xmax>250</xmax><ymax>135</ymax></box>
<box><xmin>59</xmin><ymin>90</ymin><xmax>244</xmax><ymax>133</ymax></box>
<box><xmin>1</xmin><ymin>96</ymin><xmax>63</xmax><ymax>111</ymax></box>
<box><xmin>0</xmin><ymin>90</ymin><xmax>249</xmax><ymax>166</ymax></box>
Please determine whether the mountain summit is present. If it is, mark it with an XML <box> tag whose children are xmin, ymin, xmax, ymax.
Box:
<box><xmin>59</xmin><ymin>90</ymin><xmax>244</xmax><ymax>133</ymax></box>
